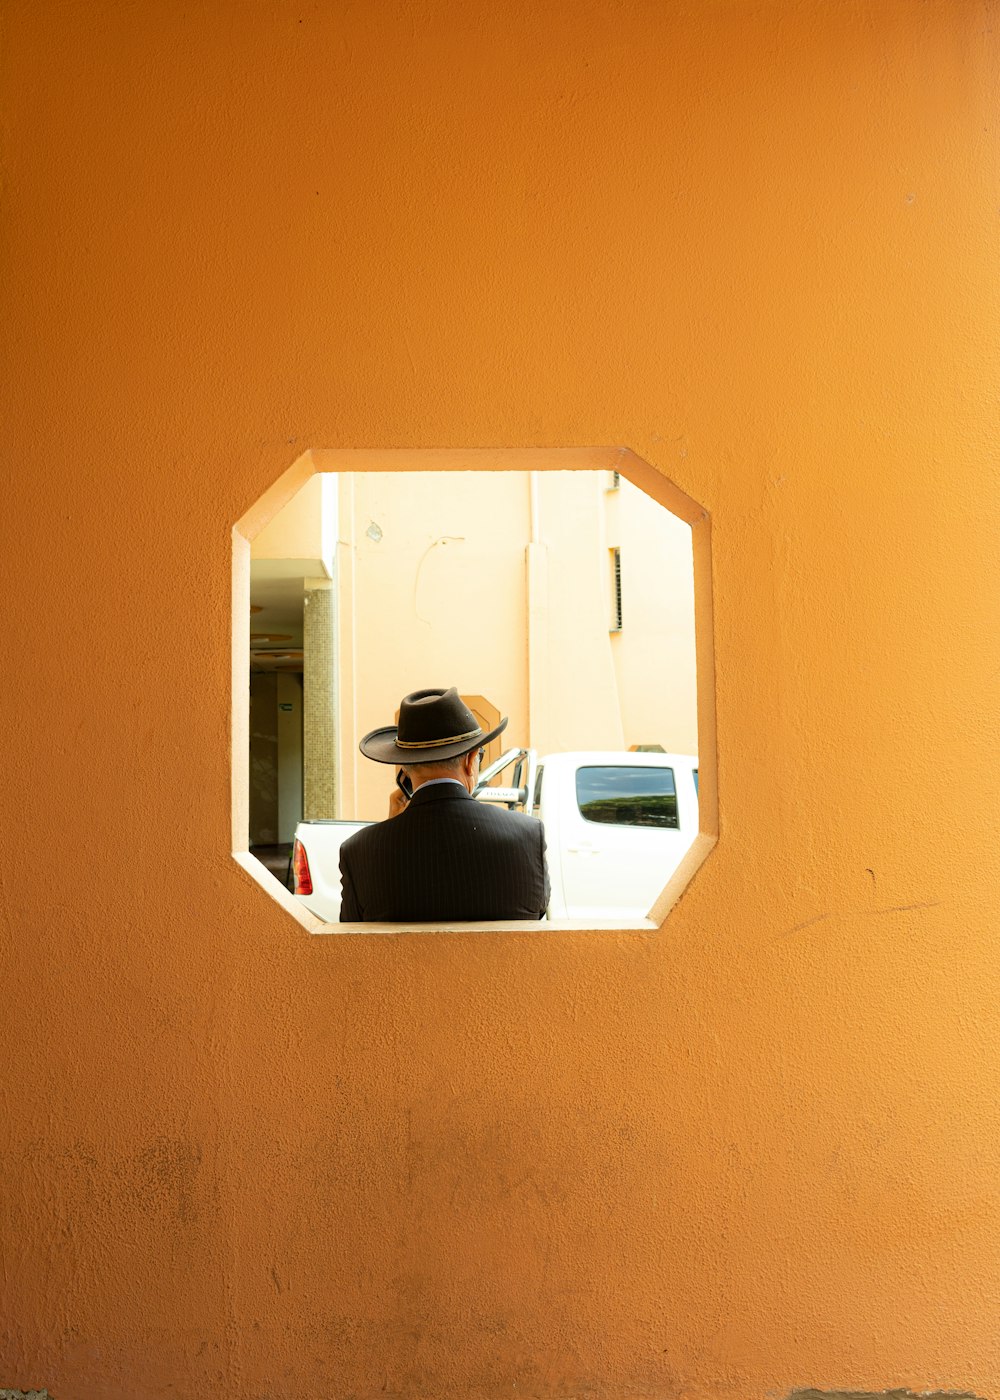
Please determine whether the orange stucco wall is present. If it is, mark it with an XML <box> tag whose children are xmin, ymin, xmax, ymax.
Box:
<box><xmin>3</xmin><ymin>3</ymin><xmax>999</xmax><ymax>1398</ymax></box>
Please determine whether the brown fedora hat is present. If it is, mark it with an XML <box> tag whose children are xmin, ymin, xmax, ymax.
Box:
<box><xmin>359</xmin><ymin>687</ymin><xmax>508</xmax><ymax>765</ymax></box>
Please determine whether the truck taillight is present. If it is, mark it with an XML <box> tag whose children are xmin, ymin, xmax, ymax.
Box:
<box><xmin>292</xmin><ymin>837</ymin><xmax>313</xmax><ymax>896</ymax></box>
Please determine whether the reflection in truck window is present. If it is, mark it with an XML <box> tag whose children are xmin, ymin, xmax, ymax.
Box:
<box><xmin>533</xmin><ymin>764</ymin><xmax>545</xmax><ymax>811</ymax></box>
<box><xmin>693</xmin><ymin>768</ymin><xmax>698</xmax><ymax>795</ymax></box>
<box><xmin>575</xmin><ymin>766</ymin><xmax>679</xmax><ymax>830</ymax></box>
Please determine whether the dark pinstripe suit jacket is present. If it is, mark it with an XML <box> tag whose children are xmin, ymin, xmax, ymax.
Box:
<box><xmin>339</xmin><ymin>780</ymin><xmax>550</xmax><ymax>922</ymax></box>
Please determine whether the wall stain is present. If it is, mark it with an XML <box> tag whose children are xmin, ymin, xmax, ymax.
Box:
<box><xmin>787</xmin><ymin>1391</ymin><xmax>986</xmax><ymax>1400</ymax></box>
<box><xmin>131</xmin><ymin>1136</ymin><xmax>202</xmax><ymax>1225</ymax></box>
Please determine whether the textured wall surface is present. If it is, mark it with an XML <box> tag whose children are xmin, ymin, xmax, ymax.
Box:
<box><xmin>2</xmin><ymin>2</ymin><xmax>999</xmax><ymax>1398</ymax></box>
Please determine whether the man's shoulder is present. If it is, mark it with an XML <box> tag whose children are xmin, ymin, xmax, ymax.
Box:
<box><xmin>341</xmin><ymin>819</ymin><xmax>393</xmax><ymax>856</ymax></box>
<box><xmin>467</xmin><ymin>802</ymin><xmax>544</xmax><ymax>835</ymax></box>
<box><xmin>341</xmin><ymin>797</ymin><xmax>544</xmax><ymax>855</ymax></box>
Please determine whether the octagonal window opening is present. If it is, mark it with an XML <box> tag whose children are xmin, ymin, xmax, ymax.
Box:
<box><xmin>232</xmin><ymin>448</ymin><xmax>717</xmax><ymax>933</ymax></box>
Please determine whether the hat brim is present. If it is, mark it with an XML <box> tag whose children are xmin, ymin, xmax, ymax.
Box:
<box><xmin>359</xmin><ymin>715</ymin><xmax>508</xmax><ymax>765</ymax></box>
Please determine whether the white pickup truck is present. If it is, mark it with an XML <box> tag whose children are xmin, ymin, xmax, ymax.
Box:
<box><xmin>291</xmin><ymin>748</ymin><xmax>699</xmax><ymax>923</ymax></box>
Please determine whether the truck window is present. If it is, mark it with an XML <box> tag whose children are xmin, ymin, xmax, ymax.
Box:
<box><xmin>575</xmin><ymin>766</ymin><xmax>680</xmax><ymax>830</ymax></box>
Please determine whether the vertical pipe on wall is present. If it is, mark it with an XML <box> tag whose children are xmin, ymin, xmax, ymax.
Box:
<box><xmin>526</xmin><ymin>471</ymin><xmax>548</xmax><ymax>750</ymax></box>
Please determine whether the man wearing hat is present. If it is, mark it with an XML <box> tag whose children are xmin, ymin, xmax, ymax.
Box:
<box><xmin>339</xmin><ymin>688</ymin><xmax>550</xmax><ymax>922</ymax></box>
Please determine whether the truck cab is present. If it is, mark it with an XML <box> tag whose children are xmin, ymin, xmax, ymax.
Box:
<box><xmin>477</xmin><ymin>748</ymin><xmax>699</xmax><ymax>922</ymax></box>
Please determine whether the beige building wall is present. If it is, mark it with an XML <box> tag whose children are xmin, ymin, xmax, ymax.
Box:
<box><xmin>526</xmin><ymin>471</ymin><xmax>626</xmax><ymax>757</ymax></box>
<box><xmin>337</xmin><ymin>469</ymin><xmax>532</xmax><ymax>819</ymax></box>
<box><xmin>610</xmin><ymin>475</ymin><xmax>699</xmax><ymax>755</ymax></box>
<box><xmin>335</xmin><ymin>468</ymin><xmax>697</xmax><ymax>821</ymax></box>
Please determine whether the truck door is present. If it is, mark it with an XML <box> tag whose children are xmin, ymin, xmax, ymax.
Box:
<box><xmin>562</xmin><ymin>762</ymin><xmax>692</xmax><ymax>919</ymax></box>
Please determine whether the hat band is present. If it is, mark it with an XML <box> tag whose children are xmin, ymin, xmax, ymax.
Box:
<box><xmin>396</xmin><ymin>725</ymin><xmax>482</xmax><ymax>750</ymax></box>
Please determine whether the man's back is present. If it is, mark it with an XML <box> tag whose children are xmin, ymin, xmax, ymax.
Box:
<box><xmin>339</xmin><ymin>781</ymin><xmax>550</xmax><ymax>922</ymax></box>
